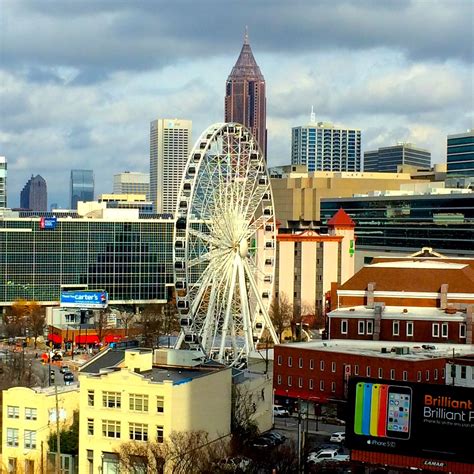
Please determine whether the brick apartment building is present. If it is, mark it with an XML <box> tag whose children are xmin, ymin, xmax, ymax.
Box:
<box><xmin>328</xmin><ymin>248</ymin><xmax>474</xmax><ymax>344</ymax></box>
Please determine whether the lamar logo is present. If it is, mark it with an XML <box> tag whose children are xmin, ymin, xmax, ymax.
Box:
<box><xmin>423</xmin><ymin>460</ymin><xmax>446</xmax><ymax>467</ymax></box>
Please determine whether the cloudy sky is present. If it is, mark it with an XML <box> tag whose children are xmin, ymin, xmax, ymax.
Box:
<box><xmin>1</xmin><ymin>0</ymin><xmax>473</xmax><ymax>208</ymax></box>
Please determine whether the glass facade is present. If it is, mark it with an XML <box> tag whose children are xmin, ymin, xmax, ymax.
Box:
<box><xmin>321</xmin><ymin>194</ymin><xmax>474</xmax><ymax>252</ymax></box>
<box><xmin>70</xmin><ymin>170</ymin><xmax>94</xmax><ymax>209</ymax></box>
<box><xmin>447</xmin><ymin>131</ymin><xmax>474</xmax><ymax>177</ymax></box>
<box><xmin>0</xmin><ymin>157</ymin><xmax>6</xmax><ymax>208</ymax></box>
<box><xmin>0</xmin><ymin>218</ymin><xmax>174</xmax><ymax>305</ymax></box>
<box><xmin>364</xmin><ymin>145</ymin><xmax>431</xmax><ymax>172</ymax></box>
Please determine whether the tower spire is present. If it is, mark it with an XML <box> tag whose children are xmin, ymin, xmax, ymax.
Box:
<box><xmin>310</xmin><ymin>105</ymin><xmax>316</xmax><ymax>123</ymax></box>
<box><xmin>244</xmin><ymin>26</ymin><xmax>249</xmax><ymax>45</ymax></box>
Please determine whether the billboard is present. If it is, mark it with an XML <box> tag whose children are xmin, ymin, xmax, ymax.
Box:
<box><xmin>60</xmin><ymin>290</ymin><xmax>108</xmax><ymax>309</ymax></box>
<box><xmin>40</xmin><ymin>217</ymin><xmax>57</xmax><ymax>230</ymax></box>
<box><xmin>346</xmin><ymin>378</ymin><xmax>474</xmax><ymax>463</ymax></box>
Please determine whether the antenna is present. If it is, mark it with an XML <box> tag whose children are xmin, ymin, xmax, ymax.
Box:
<box><xmin>310</xmin><ymin>106</ymin><xmax>316</xmax><ymax>123</ymax></box>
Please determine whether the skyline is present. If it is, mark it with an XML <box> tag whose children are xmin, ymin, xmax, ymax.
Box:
<box><xmin>1</xmin><ymin>0</ymin><xmax>473</xmax><ymax>207</ymax></box>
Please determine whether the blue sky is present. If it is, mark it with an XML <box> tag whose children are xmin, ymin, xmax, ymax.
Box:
<box><xmin>1</xmin><ymin>0</ymin><xmax>473</xmax><ymax>207</ymax></box>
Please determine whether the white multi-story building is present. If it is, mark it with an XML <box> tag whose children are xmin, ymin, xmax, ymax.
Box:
<box><xmin>0</xmin><ymin>156</ymin><xmax>7</xmax><ymax>208</ymax></box>
<box><xmin>291</xmin><ymin>110</ymin><xmax>361</xmax><ymax>172</ymax></box>
<box><xmin>150</xmin><ymin>119</ymin><xmax>192</xmax><ymax>214</ymax></box>
<box><xmin>113</xmin><ymin>171</ymin><xmax>149</xmax><ymax>197</ymax></box>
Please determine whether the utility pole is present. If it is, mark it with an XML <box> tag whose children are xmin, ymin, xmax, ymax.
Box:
<box><xmin>55</xmin><ymin>380</ymin><xmax>61</xmax><ymax>474</ymax></box>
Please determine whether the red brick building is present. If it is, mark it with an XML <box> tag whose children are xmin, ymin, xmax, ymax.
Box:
<box><xmin>273</xmin><ymin>341</ymin><xmax>454</xmax><ymax>404</ymax></box>
<box><xmin>328</xmin><ymin>249</ymin><xmax>474</xmax><ymax>344</ymax></box>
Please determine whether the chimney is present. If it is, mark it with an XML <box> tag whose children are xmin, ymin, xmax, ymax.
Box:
<box><xmin>373</xmin><ymin>302</ymin><xmax>385</xmax><ymax>341</ymax></box>
<box><xmin>466</xmin><ymin>305</ymin><xmax>473</xmax><ymax>345</ymax></box>
<box><xmin>330</xmin><ymin>282</ymin><xmax>339</xmax><ymax>310</ymax></box>
<box><xmin>367</xmin><ymin>282</ymin><xmax>376</xmax><ymax>309</ymax></box>
<box><xmin>440</xmin><ymin>284</ymin><xmax>449</xmax><ymax>309</ymax></box>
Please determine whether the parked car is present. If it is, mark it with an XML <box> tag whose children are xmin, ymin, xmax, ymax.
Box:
<box><xmin>329</xmin><ymin>432</ymin><xmax>346</xmax><ymax>443</ymax></box>
<box><xmin>51</xmin><ymin>353</ymin><xmax>62</xmax><ymax>362</ymax></box>
<box><xmin>273</xmin><ymin>405</ymin><xmax>290</xmax><ymax>417</ymax></box>
<box><xmin>263</xmin><ymin>432</ymin><xmax>286</xmax><ymax>445</ymax></box>
<box><xmin>63</xmin><ymin>372</ymin><xmax>74</xmax><ymax>385</ymax></box>
<box><xmin>307</xmin><ymin>449</ymin><xmax>349</xmax><ymax>464</ymax></box>
<box><xmin>251</xmin><ymin>435</ymin><xmax>278</xmax><ymax>448</ymax></box>
<box><xmin>59</xmin><ymin>365</ymin><xmax>69</xmax><ymax>374</ymax></box>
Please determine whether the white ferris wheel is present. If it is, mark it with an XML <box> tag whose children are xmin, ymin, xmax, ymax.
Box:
<box><xmin>173</xmin><ymin>122</ymin><xmax>279</xmax><ymax>366</ymax></box>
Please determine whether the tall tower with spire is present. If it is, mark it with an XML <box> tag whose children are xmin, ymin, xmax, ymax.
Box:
<box><xmin>225</xmin><ymin>28</ymin><xmax>267</xmax><ymax>158</ymax></box>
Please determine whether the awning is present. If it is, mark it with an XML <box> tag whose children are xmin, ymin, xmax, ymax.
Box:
<box><xmin>104</xmin><ymin>334</ymin><xmax>122</xmax><ymax>343</ymax></box>
<box><xmin>75</xmin><ymin>335</ymin><xmax>99</xmax><ymax>344</ymax></box>
<box><xmin>48</xmin><ymin>333</ymin><xmax>62</xmax><ymax>344</ymax></box>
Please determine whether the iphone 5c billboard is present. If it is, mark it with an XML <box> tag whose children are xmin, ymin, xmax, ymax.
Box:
<box><xmin>346</xmin><ymin>378</ymin><xmax>474</xmax><ymax>463</ymax></box>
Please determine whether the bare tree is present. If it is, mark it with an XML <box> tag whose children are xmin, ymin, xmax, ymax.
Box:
<box><xmin>95</xmin><ymin>308</ymin><xmax>113</xmax><ymax>344</ymax></box>
<box><xmin>27</xmin><ymin>303</ymin><xmax>46</xmax><ymax>349</ymax></box>
<box><xmin>269</xmin><ymin>293</ymin><xmax>293</xmax><ymax>342</ymax></box>
<box><xmin>3</xmin><ymin>299</ymin><xmax>30</xmax><ymax>338</ymax></box>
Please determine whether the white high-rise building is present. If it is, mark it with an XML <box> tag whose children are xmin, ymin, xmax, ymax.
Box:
<box><xmin>0</xmin><ymin>156</ymin><xmax>7</xmax><ymax>208</ymax></box>
<box><xmin>113</xmin><ymin>171</ymin><xmax>150</xmax><ymax>197</ymax></box>
<box><xmin>291</xmin><ymin>110</ymin><xmax>361</xmax><ymax>172</ymax></box>
<box><xmin>150</xmin><ymin>119</ymin><xmax>192</xmax><ymax>214</ymax></box>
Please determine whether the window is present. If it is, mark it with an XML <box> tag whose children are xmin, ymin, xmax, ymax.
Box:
<box><xmin>25</xmin><ymin>408</ymin><xmax>37</xmax><ymax>420</ymax></box>
<box><xmin>87</xmin><ymin>419</ymin><xmax>94</xmax><ymax>435</ymax></box>
<box><xmin>331</xmin><ymin>382</ymin><xmax>336</xmax><ymax>393</ymax></box>
<box><xmin>156</xmin><ymin>396</ymin><xmax>164</xmax><ymax>413</ymax></box>
<box><xmin>461</xmin><ymin>366</ymin><xmax>467</xmax><ymax>379</ymax></box>
<box><xmin>366</xmin><ymin>320</ymin><xmax>373</xmax><ymax>335</ymax></box>
<box><xmin>277</xmin><ymin>355</ymin><xmax>282</xmax><ymax>365</ymax></box>
<box><xmin>341</xmin><ymin>320</ymin><xmax>348</xmax><ymax>335</ymax></box>
<box><xmin>442</xmin><ymin>323</ymin><xmax>448</xmax><ymax>338</ymax></box>
<box><xmin>331</xmin><ymin>362</ymin><xmax>336</xmax><ymax>373</ymax></box>
<box><xmin>390</xmin><ymin>369</ymin><xmax>395</xmax><ymax>380</ymax></box>
<box><xmin>87</xmin><ymin>390</ymin><xmax>94</xmax><ymax>407</ymax></box>
<box><xmin>7</xmin><ymin>406</ymin><xmax>19</xmax><ymax>419</ymax></box>
<box><xmin>157</xmin><ymin>426</ymin><xmax>164</xmax><ymax>443</ymax></box>
<box><xmin>299</xmin><ymin>357</ymin><xmax>303</xmax><ymax>368</ymax></box>
<box><xmin>103</xmin><ymin>392</ymin><xmax>121</xmax><ymax>409</ymax></box>
<box><xmin>426</xmin><ymin>370</ymin><xmax>430</xmax><ymax>381</ymax></box>
<box><xmin>25</xmin><ymin>460</ymin><xmax>34</xmax><ymax>474</ymax></box>
<box><xmin>7</xmin><ymin>428</ymin><xmax>19</xmax><ymax>447</ymax></box>
<box><xmin>354</xmin><ymin>364</ymin><xmax>359</xmax><ymax>375</ymax></box>
<box><xmin>277</xmin><ymin>375</ymin><xmax>282</xmax><ymax>385</ymax></box>
<box><xmin>442</xmin><ymin>368</ymin><xmax>445</xmax><ymax>379</ymax></box>
<box><xmin>320</xmin><ymin>380</ymin><xmax>324</xmax><ymax>391</ymax></box>
<box><xmin>288</xmin><ymin>356</ymin><xmax>292</xmax><ymax>367</ymax></box>
<box><xmin>406</xmin><ymin>322</ymin><xmax>414</xmax><ymax>337</ymax></box>
<box><xmin>87</xmin><ymin>450</ymin><xmax>94</xmax><ymax>474</ymax></box>
<box><xmin>297</xmin><ymin>377</ymin><xmax>303</xmax><ymax>388</ymax></box>
<box><xmin>102</xmin><ymin>420</ymin><xmax>121</xmax><ymax>439</ymax></box>
<box><xmin>403</xmin><ymin>371</ymin><xmax>408</xmax><ymax>381</ymax></box>
<box><xmin>392</xmin><ymin>321</ymin><xmax>400</xmax><ymax>336</ymax></box>
<box><xmin>358</xmin><ymin>320</ymin><xmax>365</xmax><ymax>335</ymax></box>
<box><xmin>129</xmin><ymin>423</ymin><xmax>148</xmax><ymax>441</ymax></box>
<box><xmin>24</xmin><ymin>430</ymin><xmax>36</xmax><ymax>449</ymax></box>
<box><xmin>309</xmin><ymin>359</ymin><xmax>314</xmax><ymax>370</ymax></box>
<box><xmin>432</xmin><ymin>323</ymin><xmax>440</xmax><ymax>338</ymax></box>
<box><xmin>366</xmin><ymin>366</ymin><xmax>371</xmax><ymax>377</ymax></box>
<box><xmin>460</xmin><ymin>324</ymin><xmax>466</xmax><ymax>338</ymax></box>
<box><xmin>320</xmin><ymin>361</ymin><xmax>325</xmax><ymax>371</ymax></box>
<box><xmin>309</xmin><ymin>379</ymin><xmax>314</xmax><ymax>390</ymax></box>
<box><xmin>287</xmin><ymin>376</ymin><xmax>292</xmax><ymax>387</ymax></box>
<box><xmin>7</xmin><ymin>458</ymin><xmax>17</xmax><ymax>474</ymax></box>
<box><xmin>417</xmin><ymin>371</ymin><xmax>422</xmax><ymax>382</ymax></box>
<box><xmin>434</xmin><ymin>369</ymin><xmax>438</xmax><ymax>380</ymax></box>
<box><xmin>378</xmin><ymin>368</ymin><xmax>383</xmax><ymax>379</ymax></box>
<box><xmin>130</xmin><ymin>394</ymin><xmax>149</xmax><ymax>412</ymax></box>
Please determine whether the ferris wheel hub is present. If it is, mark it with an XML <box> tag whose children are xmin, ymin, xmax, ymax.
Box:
<box><xmin>239</xmin><ymin>239</ymin><xmax>248</xmax><ymax>258</ymax></box>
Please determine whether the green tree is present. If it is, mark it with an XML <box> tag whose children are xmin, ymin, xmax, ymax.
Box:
<box><xmin>47</xmin><ymin>411</ymin><xmax>79</xmax><ymax>455</ymax></box>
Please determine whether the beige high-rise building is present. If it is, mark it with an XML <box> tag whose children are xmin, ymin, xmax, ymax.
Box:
<box><xmin>150</xmin><ymin>119</ymin><xmax>192</xmax><ymax>214</ymax></box>
<box><xmin>113</xmin><ymin>171</ymin><xmax>149</xmax><ymax>197</ymax></box>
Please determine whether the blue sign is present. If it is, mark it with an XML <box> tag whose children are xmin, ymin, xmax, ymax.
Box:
<box><xmin>60</xmin><ymin>290</ymin><xmax>108</xmax><ymax>309</ymax></box>
<box><xmin>40</xmin><ymin>217</ymin><xmax>57</xmax><ymax>230</ymax></box>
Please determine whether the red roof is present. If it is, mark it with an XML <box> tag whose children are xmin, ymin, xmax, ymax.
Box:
<box><xmin>327</xmin><ymin>208</ymin><xmax>355</xmax><ymax>228</ymax></box>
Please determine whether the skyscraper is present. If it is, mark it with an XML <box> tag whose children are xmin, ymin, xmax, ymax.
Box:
<box><xmin>20</xmin><ymin>175</ymin><xmax>47</xmax><ymax>211</ymax></box>
<box><xmin>447</xmin><ymin>129</ymin><xmax>474</xmax><ymax>177</ymax></box>
<box><xmin>364</xmin><ymin>143</ymin><xmax>431</xmax><ymax>172</ymax></box>
<box><xmin>70</xmin><ymin>170</ymin><xmax>94</xmax><ymax>209</ymax></box>
<box><xmin>150</xmin><ymin>119</ymin><xmax>192</xmax><ymax>214</ymax></box>
<box><xmin>291</xmin><ymin>111</ymin><xmax>361</xmax><ymax>172</ymax></box>
<box><xmin>225</xmin><ymin>29</ymin><xmax>267</xmax><ymax>158</ymax></box>
<box><xmin>0</xmin><ymin>156</ymin><xmax>6</xmax><ymax>208</ymax></box>
<box><xmin>113</xmin><ymin>171</ymin><xmax>150</xmax><ymax>197</ymax></box>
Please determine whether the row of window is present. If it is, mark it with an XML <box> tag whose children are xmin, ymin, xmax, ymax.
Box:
<box><xmin>97</xmin><ymin>420</ymin><xmax>164</xmax><ymax>442</ymax></box>
<box><xmin>340</xmin><ymin>319</ymin><xmax>467</xmax><ymax>338</ymax></box>
<box><xmin>277</xmin><ymin>356</ymin><xmax>337</xmax><ymax>372</ymax></box>
<box><xmin>7</xmin><ymin>406</ymin><xmax>37</xmax><ymax>420</ymax></box>
<box><xmin>6</xmin><ymin>429</ymin><xmax>36</xmax><ymax>449</ymax></box>
<box><xmin>88</xmin><ymin>391</ymin><xmax>164</xmax><ymax>413</ymax></box>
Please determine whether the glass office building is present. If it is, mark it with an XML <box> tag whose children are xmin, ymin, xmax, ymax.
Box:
<box><xmin>321</xmin><ymin>193</ymin><xmax>474</xmax><ymax>253</ymax></box>
<box><xmin>364</xmin><ymin>144</ymin><xmax>431</xmax><ymax>172</ymax></box>
<box><xmin>447</xmin><ymin>129</ymin><xmax>474</xmax><ymax>177</ymax></box>
<box><xmin>70</xmin><ymin>169</ymin><xmax>94</xmax><ymax>209</ymax></box>
<box><xmin>0</xmin><ymin>156</ymin><xmax>6</xmax><ymax>208</ymax></box>
<box><xmin>0</xmin><ymin>217</ymin><xmax>174</xmax><ymax>306</ymax></box>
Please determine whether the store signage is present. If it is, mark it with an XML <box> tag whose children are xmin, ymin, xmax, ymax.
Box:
<box><xmin>40</xmin><ymin>217</ymin><xmax>57</xmax><ymax>230</ymax></box>
<box><xmin>60</xmin><ymin>290</ymin><xmax>108</xmax><ymax>309</ymax></box>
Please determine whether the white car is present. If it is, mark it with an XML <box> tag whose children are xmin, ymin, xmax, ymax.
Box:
<box><xmin>307</xmin><ymin>449</ymin><xmax>349</xmax><ymax>464</ymax></box>
<box><xmin>273</xmin><ymin>406</ymin><xmax>290</xmax><ymax>417</ymax></box>
<box><xmin>329</xmin><ymin>431</ymin><xmax>345</xmax><ymax>443</ymax></box>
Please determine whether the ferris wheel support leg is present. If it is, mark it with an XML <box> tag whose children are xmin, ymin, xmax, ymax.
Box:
<box><xmin>201</xmin><ymin>278</ymin><xmax>218</xmax><ymax>352</ymax></box>
<box><xmin>238</xmin><ymin>256</ymin><xmax>255</xmax><ymax>356</ymax></box>
<box><xmin>243</xmin><ymin>258</ymin><xmax>279</xmax><ymax>345</ymax></box>
<box><xmin>219</xmin><ymin>257</ymin><xmax>239</xmax><ymax>362</ymax></box>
